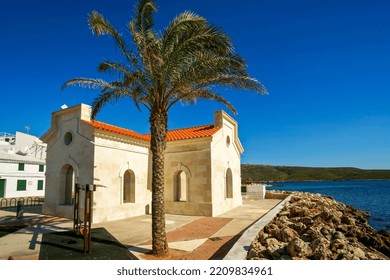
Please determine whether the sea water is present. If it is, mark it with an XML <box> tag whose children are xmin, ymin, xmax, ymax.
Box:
<box><xmin>267</xmin><ymin>180</ymin><xmax>390</xmax><ymax>231</ymax></box>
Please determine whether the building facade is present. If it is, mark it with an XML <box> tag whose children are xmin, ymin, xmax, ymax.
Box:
<box><xmin>0</xmin><ymin>153</ymin><xmax>46</xmax><ymax>199</ymax></box>
<box><xmin>42</xmin><ymin>104</ymin><xmax>243</xmax><ymax>223</ymax></box>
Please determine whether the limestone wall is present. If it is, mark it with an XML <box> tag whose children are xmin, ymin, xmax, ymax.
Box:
<box><xmin>42</xmin><ymin>104</ymin><xmax>245</xmax><ymax>221</ymax></box>
<box><xmin>210</xmin><ymin>112</ymin><xmax>243</xmax><ymax>216</ymax></box>
<box><xmin>42</xmin><ymin>104</ymin><xmax>95</xmax><ymax>219</ymax></box>
<box><xmin>164</xmin><ymin>138</ymin><xmax>213</xmax><ymax>216</ymax></box>
<box><xmin>92</xmin><ymin>132</ymin><xmax>150</xmax><ymax>222</ymax></box>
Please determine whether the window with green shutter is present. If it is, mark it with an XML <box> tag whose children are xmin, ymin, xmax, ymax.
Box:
<box><xmin>17</xmin><ymin>180</ymin><xmax>27</xmax><ymax>191</ymax></box>
<box><xmin>18</xmin><ymin>163</ymin><xmax>25</xmax><ymax>171</ymax></box>
<box><xmin>39</xmin><ymin>165</ymin><xmax>44</xmax><ymax>172</ymax></box>
<box><xmin>37</xmin><ymin>180</ymin><xmax>44</xmax><ymax>190</ymax></box>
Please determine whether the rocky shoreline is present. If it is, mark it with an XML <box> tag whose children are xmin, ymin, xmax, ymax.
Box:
<box><xmin>247</xmin><ymin>191</ymin><xmax>390</xmax><ymax>260</ymax></box>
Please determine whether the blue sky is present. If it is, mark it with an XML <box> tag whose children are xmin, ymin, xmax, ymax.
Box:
<box><xmin>1</xmin><ymin>0</ymin><xmax>389</xmax><ymax>169</ymax></box>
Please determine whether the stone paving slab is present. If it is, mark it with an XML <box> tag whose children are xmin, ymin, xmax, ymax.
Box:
<box><xmin>0</xmin><ymin>198</ymin><xmax>283</xmax><ymax>260</ymax></box>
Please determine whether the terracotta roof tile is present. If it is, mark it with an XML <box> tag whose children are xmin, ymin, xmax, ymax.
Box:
<box><xmin>83</xmin><ymin>120</ymin><xmax>220</xmax><ymax>142</ymax></box>
<box><xmin>165</xmin><ymin>125</ymin><xmax>221</xmax><ymax>141</ymax></box>
<box><xmin>83</xmin><ymin>120</ymin><xmax>149</xmax><ymax>141</ymax></box>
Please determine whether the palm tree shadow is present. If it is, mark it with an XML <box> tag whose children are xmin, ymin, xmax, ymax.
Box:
<box><xmin>39</xmin><ymin>227</ymin><xmax>138</xmax><ymax>260</ymax></box>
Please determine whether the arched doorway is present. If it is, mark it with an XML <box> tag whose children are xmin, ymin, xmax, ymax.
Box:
<box><xmin>123</xmin><ymin>170</ymin><xmax>135</xmax><ymax>203</ymax></box>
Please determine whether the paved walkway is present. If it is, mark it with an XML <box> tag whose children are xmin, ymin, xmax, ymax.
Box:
<box><xmin>0</xmin><ymin>198</ymin><xmax>285</xmax><ymax>260</ymax></box>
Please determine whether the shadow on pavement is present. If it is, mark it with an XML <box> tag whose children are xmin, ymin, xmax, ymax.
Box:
<box><xmin>39</xmin><ymin>227</ymin><xmax>138</xmax><ymax>260</ymax></box>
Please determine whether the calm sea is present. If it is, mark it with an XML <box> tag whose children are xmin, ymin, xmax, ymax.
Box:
<box><xmin>267</xmin><ymin>180</ymin><xmax>390</xmax><ymax>231</ymax></box>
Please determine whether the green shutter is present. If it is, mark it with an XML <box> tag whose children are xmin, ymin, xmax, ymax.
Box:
<box><xmin>37</xmin><ymin>180</ymin><xmax>44</xmax><ymax>190</ymax></box>
<box><xmin>18</xmin><ymin>163</ymin><xmax>25</xmax><ymax>171</ymax></box>
<box><xmin>0</xmin><ymin>180</ymin><xmax>5</xmax><ymax>198</ymax></box>
<box><xmin>39</xmin><ymin>165</ymin><xmax>44</xmax><ymax>172</ymax></box>
<box><xmin>17</xmin><ymin>180</ymin><xmax>27</xmax><ymax>191</ymax></box>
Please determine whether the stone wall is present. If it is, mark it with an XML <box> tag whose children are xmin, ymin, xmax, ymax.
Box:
<box><xmin>210</xmin><ymin>112</ymin><xmax>242</xmax><ymax>216</ymax></box>
<box><xmin>92</xmin><ymin>132</ymin><xmax>150</xmax><ymax>222</ymax></box>
<box><xmin>43</xmin><ymin>104</ymin><xmax>95</xmax><ymax>219</ymax></box>
<box><xmin>164</xmin><ymin>138</ymin><xmax>213</xmax><ymax>216</ymax></box>
<box><xmin>242</xmin><ymin>184</ymin><xmax>267</xmax><ymax>199</ymax></box>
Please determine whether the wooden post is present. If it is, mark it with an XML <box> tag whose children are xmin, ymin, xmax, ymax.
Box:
<box><xmin>73</xmin><ymin>184</ymin><xmax>80</xmax><ymax>233</ymax></box>
<box><xmin>73</xmin><ymin>183</ymin><xmax>95</xmax><ymax>253</ymax></box>
<box><xmin>83</xmin><ymin>184</ymin><xmax>95</xmax><ymax>253</ymax></box>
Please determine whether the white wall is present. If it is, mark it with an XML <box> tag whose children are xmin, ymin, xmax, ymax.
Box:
<box><xmin>42</xmin><ymin>104</ymin><xmax>95</xmax><ymax>219</ymax></box>
<box><xmin>42</xmin><ymin>104</ymin><xmax>152</xmax><ymax>223</ymax></box>
<box><xmin>210</xmin><ymin>111</ymin><xmax>243</xmax><ymax>216</ymax></box>
<box><xmin>0</xmin><ymin>161</ymin><xmax>45</xmax><ymax>198</ymax></box>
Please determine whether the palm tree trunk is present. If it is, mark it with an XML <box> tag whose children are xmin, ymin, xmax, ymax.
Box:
<box><xmin>149</xmin><ymin>107</ymin><xmax>168</xmax><ymax>256</ymax></box>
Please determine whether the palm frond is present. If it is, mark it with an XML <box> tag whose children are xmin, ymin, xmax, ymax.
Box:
<box><xmin>62</xmin><ymin>78</ymin><xmax>110</xmax><ymax>90</ymax></box>
<box><xmin>162</xmin><ymin>11</ymin><xmax>232</xmax><ymax>56</ymax></box>
<box><xmin>169</xmin><ymin>52</ymin><xmax>247</xmax><ymax>88</ymax></box>
<box><xmin>168</xmin><ymin>88</ymin><xmax>237</xmax><ymax>114</ymax></box>
<box><xmin>98</xmin><ymin>60</ymin><xmax>131</xmax><ymax>77</ymax></box>
<box><xmin>91</xmin><ymin>90</ymin><xmax>126</xmax><ymax>119</ymax></box>
<box><xmin>198</xmin><ymin>75</ymin><xmax>268</xmax><ymax>94</ymax></box>
<box><xmin>88</xmin><ymin>11</ymin><xmax>137</xmax><ymax>65</ymax></box>
<box><xmin>133</xmin><ymin>0</ymin><xmax>157</xmax><ymax>34</ymax></box>
<box><xmin>65</xmin><ymin>0</ymin><xmax>267</xmax><ymax>118</ymax></box>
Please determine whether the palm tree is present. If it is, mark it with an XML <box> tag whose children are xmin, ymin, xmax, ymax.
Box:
<box><xmin>63</xmin><ymin>0</ymin><xmax>267</xmax><ymax>256</ymax></box>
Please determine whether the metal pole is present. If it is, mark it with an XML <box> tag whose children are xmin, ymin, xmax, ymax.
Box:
<box><xmin>83</xmin><ymin>185</ymin><xmax>89</xmax><ymax>253</ymax></box>
<box><xmin>73</xmin><ymin>184</ymin><xmax>80</xmax><ymax>233</ymax></box>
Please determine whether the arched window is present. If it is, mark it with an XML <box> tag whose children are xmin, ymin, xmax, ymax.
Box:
<box><xmin>123</xmin><ymin>170</ymin><xmax>135</xmax><ymax>203</ymax></box>
<box><xmin>175</xmin><ymin>171</ymin><xmax>188</xmax><ymax>202</ymax></box>
<box><xmin>225</xmin><ymin>168</ymin><xmax>233</xmax><ymax>199</ymax></box>
<box><xmin>64</xmin><ymin>165</ymin><xmax>74</xmax><ymax>204</ymax></box>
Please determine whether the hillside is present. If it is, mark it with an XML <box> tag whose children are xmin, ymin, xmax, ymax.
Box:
<box><xmin>241</xmin><ymin>164</ymin><xmax>390</xmax><ymax>183</ymax></box>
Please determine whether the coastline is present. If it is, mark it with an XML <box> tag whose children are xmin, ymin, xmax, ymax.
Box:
<box><xmin>247</xmin><ymin>190</ymin><xmax>390</xmax><ymax>260</ymax></box>
<box><xmin>252</xmin><ymin>179</ymin><xmax>390</xmax><ymax>184</ymax></box>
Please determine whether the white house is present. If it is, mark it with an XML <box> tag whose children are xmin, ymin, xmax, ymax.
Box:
<box><xmin>0</xmin><ymin>152</ymin><xmax>46</xmax><ymax>199</ymax></box>
<box><xmin>0</xmin><ymin>131</ymin><xmax>46</xmax><ymax>159</ymax></box>
<box><xmin>0</xmin><ymin>132</ymin><xmax>46</xmax><ymax>199</ymax></box>
<box><xmin>41</xmin><ymin>104</ymin><xmax>243</xmax><ymax>223</ymax></box>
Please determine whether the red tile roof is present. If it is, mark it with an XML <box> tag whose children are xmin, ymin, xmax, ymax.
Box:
<box><xmin>83</xmin><ymin>120</ymin><xmax>149</xmax><ymax>141</ymax></box>
<box><xmin>83</xmin><ymin>120</ymin><xmax>220</xmax><ymax>142</ymax></box>
<box><xmin>164</xmin><ymin>125</ymin><xmax>221</xmax><ymax>141</ymax></box>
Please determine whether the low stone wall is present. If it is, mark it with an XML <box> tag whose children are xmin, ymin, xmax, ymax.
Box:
<box><xmin>264</xmin><ymin>191</ymin><xmax>289</xmax><ymax>200</ymax></box>
<box><xmin>242</xmin><ymin>184</ymin><xmax>267</xmax><ymax>199</ymax></box>
<box><xmin>247</xmin><ymin>191</ymin><xmax>390</xmax><ymax>260</ymax></box>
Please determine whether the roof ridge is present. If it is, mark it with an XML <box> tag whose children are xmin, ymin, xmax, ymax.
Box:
<box><xmin>156</xmin><ymin>123</ymin><xmax>215</xmax><ymax>133</ymax></box>
<box><xmin>86</xmin><ymin>120</ymin><xmax>139</xmax><ymax>134</ymax></box>
<box><xmin>83</xmin><ymin>120</ymin><xmax>220</xmax><ymax>142</ymax></box>
<box><xmin>83</xmin><ymin>120</ymin><xmax>149</xmax><ymax>141</ymax></box>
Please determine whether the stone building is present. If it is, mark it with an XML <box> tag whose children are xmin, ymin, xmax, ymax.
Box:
<box><xmin>41</xmin><ymin>104</ymin><xmax>243</xmax><ymax>223</ymax></box>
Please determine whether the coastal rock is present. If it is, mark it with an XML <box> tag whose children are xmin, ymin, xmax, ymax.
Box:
<box><xmin>286</xmin><ymin>237</ymin><xmax>312</xmax><ymax>258</ymax></box>
<box><xmin>290</xmin><ymin>222</ymin><xmax>307</xmax><ymax>235</ymax></box>
<box><xmin>265</xmin><ymin>244</ymin><xmax>286</xmax><ymax>259</ymax></box>
<box><xmin>247</xmin><ymin>191</ymin><xmax>390</xmax><ymax>260</ymax></box>
<box><xmin>264</xmin><ymin>224</ymin><xmax>281</xmax><ymax>240</ymax></box>
<box><xmin>310</xmin><ymin>237</ymin><xmax>332</xmax><ymax>260</ymax></box>
<box><xmin>278</xmin><ymin>211</ymin><xmax>290</xmax><ymax>217</ymax></box>
<box><xmin>341</xmin><ymin>215</ymin><xmax>356</xmax><ymax>226</ymax></box>
<box><xmin>291</xmin><ymin>216</ymin><xmax>314</xmax><ymax>226</ymax></box>
<box><xmin>265</xmin><ymin>237</ymin><xmax>281</xmax><ymax>247</ymax></box>
<box><xmin>281</xmin><ymin>226</ymin><xmax>299</xmax><ymax>242</ymax></box>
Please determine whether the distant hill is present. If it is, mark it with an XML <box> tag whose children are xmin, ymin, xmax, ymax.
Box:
<box><xmin>241</xmin><ymin>164</ymin><xmax>390</xmax><ymax>183</ymax></box>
